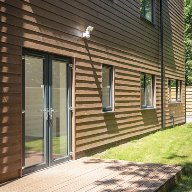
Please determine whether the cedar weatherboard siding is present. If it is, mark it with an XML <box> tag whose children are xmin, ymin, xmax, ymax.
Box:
<box><xmin>0</xmin><ymin>0</ymin><xmax>185</xmax><ymax>182</ymax></box>
<box><xmin>163</xmin><ymin>0</ymin><xmax>185</xmax><ymax>128</ymax></box>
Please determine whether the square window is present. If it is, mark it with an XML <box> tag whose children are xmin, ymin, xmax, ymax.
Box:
<box><xmin>140</xmin><ymin>0</ymin><xmax>153</xmax><ymax>22</ymax></box>
<box><xmin>102</xmin><ymin>65</ymin><xmax>114</xmax><ymax>112</ymax></box>
<box><xmin>141</xmin><ymin>73</ymin><xmax>155</xmax><ymax>108</ymax></box>
<box><xmin>168</xmin><ymin>79</ymin><xmax>182</xmax><ymax>103</ymax></box>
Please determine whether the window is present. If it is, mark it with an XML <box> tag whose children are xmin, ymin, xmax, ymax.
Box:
<box><xmin>168</xmin><ymin>79</ymin><xmax>182</xmax><ymax>103</ymax></box>
<box><xmin>102</xmin><ymin>65</ymin><xmax>114</xmax><ymax>112</ymax></box>
<box><xmin>141</xmin><ymin>73</ymin><xmax>155</xmax><ymax>108</ymax></box>
<box><xmin>140</xmin><ymin>0</ymin><xmax>153</xmax><ymax>22</ymax></box>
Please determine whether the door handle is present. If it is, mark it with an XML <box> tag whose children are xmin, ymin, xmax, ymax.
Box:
<box><xmin>50</xmin><ymin>108</ymin><xmax>58</xmax><ymax>120</ymax></box>
<box><xmin>69</xmin><ymin>107</ymin><xmax>73</xmax><ymax>112</ymax></box>
<box><xmin>37</xmin><ymin>109</ymin><xmax>49</xmax><ymax>120</ymax></box>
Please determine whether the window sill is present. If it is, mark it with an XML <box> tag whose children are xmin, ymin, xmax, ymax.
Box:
<box><xmin>140</xmin><ymin>107</ymin><xmax>157</xmax><ymax>110</ymax></box>
<box><xmin>140</xmin><ymin>15</ymin><xmax>155</xmax><ymax>26</ymax></box>
<box><xmin>168</xmin><ymin>102</ymin><xmax>183</xmax><ymax>104</ymax></box>
<box><xmin>102</xmin><ymin>111</ymin><xmax>116</xmax><ymax>114</ymax></box>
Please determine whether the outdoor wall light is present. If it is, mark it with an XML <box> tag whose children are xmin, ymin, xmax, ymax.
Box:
<box><xmin>83</xmin><ymin>26</ymin><xmax>94</xmax><ymax>38</ymax></box>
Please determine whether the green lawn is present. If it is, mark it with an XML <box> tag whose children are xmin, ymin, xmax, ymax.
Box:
<box><xmin>93</xmin><ymin>123</ymin><xmax>192</xmax><ymax>192</ymax></box>
<box><xmin>25</xmin><ymin>136</ymin><xmax>67</xmax><ymax>155</ymax></box>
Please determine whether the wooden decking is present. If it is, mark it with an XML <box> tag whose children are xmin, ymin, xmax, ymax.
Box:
<box><xmin>0</xmin><ymin>157</ymin><xmax>184</xmax><ymax>192</ymax></box>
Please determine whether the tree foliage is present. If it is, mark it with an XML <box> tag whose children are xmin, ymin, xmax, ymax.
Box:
<box><xmin>185</xmin><ymin>0</ymin><xmax>192</xmax><ymax>86</ymax></box>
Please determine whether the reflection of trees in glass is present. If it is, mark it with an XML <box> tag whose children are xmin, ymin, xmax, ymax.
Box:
<box><xmin>140</xmin><ymin>0</ymin><xmax>152</xmax><ymax>22</ymax></box>
<box><xmin>141</xmin><ymin>74</ymin><xmax>151</xmax><ymax>88</ymax></box>
<box><xmin>145</xmin><ymin>0</ymin><xmax>152</xmax><ymax>21</ymax></box>
<box><xmin>169</xmin><ymin>79</ymin><xmax>176</xmax><ymax>87</ymax></box>
<box><xmin>140</xmin><ymin>0</ymin><xmax>144</xmax><ymax>15</ymax></box>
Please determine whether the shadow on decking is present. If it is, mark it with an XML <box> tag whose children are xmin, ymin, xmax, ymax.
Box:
<box><xmin>0</xmin><ymin>157</ymin><xmax>186</xmax><ymax>192</ymax></box>
<box><xmin>82</xmin><ymin>158</ymin><xmax>185</xmax><ymax>191</ymax></box>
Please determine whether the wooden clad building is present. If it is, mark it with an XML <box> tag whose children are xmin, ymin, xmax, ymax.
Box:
<box><xmin>0</xmin><ymin>0</ymin><xmax>185</xmax><ymax>183</ymax></box>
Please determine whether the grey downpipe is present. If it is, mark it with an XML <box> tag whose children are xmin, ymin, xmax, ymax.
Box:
<box><xmin>160</xmin><ymin>0</ymin><xmax>163</xmax><ymax>131</ymax></box>
<box><xmin>172</xmin><ymin>116</ymin><xmax>174</xmax><ymax>128</ymax></box>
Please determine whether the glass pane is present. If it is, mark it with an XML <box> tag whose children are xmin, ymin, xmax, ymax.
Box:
<box><xmin>25</xmin><ymin>55</ymin><xmax>44</xmax><ymax>167</ymax></box>
<box><xmin>145</xmin><ymin>0</ymin><xmax>152</xmax><ymax>21</ymax></box>
<box><xmin>146</xmin><ymin>74</ymin><xmax>152</xmax><ymax>106</ymax></box>
<box><xmin>140</xmin><ymin>0</ymin><xmax>144</xmax><ymax>15</ymax></box>
<box><xmin>178</xmin><ymin>81</ymin><xmax>181</xmax><ymax>101</ymax></box>
<box><xmin>170</xmin><ymin>80</ymin><xmax>176</xmax><ymax>101</ymax></box>
<box><xmin>141</xmin><ymin>74</ymin><xmax>145</xmax><ymax>106</ymax></box>
<box><xmin>102</xmin><ymin>66</ymin><xmax>111</xmax><ymax>109</ymax></box>
<box><xmin>52</xmin><ymin>60</ymin><xmax>68</xmax><ymax>160</ymax></box>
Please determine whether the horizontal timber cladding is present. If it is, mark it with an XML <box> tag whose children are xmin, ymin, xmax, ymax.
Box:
<box><xmin>162</xmin><ymin>0</ymin><xmax>185</xmax><ymax>130</ymax></box>
<box><xmin>0</xmin><ymin>0</ymin><xmax>185</xmax><ymax>182</ymax></box>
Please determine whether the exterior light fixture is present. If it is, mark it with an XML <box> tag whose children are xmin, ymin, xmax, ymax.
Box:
<box><xmin>83</xmin><ymin>26</ymin><xmax>94</xmax><ymax>38</ymax></box>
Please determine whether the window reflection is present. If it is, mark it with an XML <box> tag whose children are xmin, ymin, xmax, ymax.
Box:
<box><xmin>141</xmin><ymin>74</ymin><xmax>145</xmax><ymax>106</ymax></box>
<box><xmin>140</xmin><ymin>0</ymin><xmax>144</xmax><ymax>15</ymax></box>
<box><xmin>145</xmin><ymin>0</ymin><xmax>152</xmax><ymax>21</ymax></box>
<box><xmin>102</xmin><ymin>65</ymin><xmax>112</xmax><ymax>111</ymax></box>
<box><xmin>168</xmin><ymin>79</ymin><xmax>181</xmax><ymax>102</ymax></box>
<box><xmin>140</xmin><ymin>0</ymin><xmax>153</xmax><ymax>22</ymax></box>
<box><xmin>178</xmin><ymin>81</ymin><xmax>181</xmax><ymax>101</ymax></box>
<box><xmin>141</xmin><ymin>73</ymin><xmax>154</xmax><ymax>108</ymax></box>
<box><xmin>25</xmin><ymin>55</ymin><xmax>44</xmax><ymax>167</ymax></box>
<box><xmin>145</xmin><ymin>74</ymin><xmax>152</xmax><ymax>106</ymax></box>
<box><xmin>52</xmin><ymin>60</ymin><xmax>68</xmax><ymax>160</ymax></box>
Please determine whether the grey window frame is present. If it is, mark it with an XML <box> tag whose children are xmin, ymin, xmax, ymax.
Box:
<box><xmin>102</xmin><ymin>64</ymin><xmax>113</xmax><ymax>112</ymax></box>
<box><xmin>141</xmin><ymin>73</ymin><xmax>155</xmax><ymax>109</ymax></box>
<box><xmin>168</xmin><ymin>79</ymin><xmax>182</xmax><ymax>103</ymax></box>
<box><xmin>140</xmin><ymin>0</ymin><xmax>154</xmax><ymax>23</ymax></box>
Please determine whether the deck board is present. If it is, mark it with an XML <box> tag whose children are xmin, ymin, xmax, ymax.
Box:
<box><xmin>0</xmin><ymin>158</ymin><xmax>184</xmax><ymax>192</ymax></box>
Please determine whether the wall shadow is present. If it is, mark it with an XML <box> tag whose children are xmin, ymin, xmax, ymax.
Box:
<box><xmin>141</xmin><ymin>109</ymin><xmax>159</xmax><ymax>125</ymax></box>
<box><xmin>103</xmin><ymin>113</ymin><xmax>119</xmax><ymax>133</ymax></box>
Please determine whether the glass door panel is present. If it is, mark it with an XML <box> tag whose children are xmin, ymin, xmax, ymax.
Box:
<box><xmin>22</xmin><ymin>49</ymin><xmax>71</xmax><ymax>173</ymax></box>
<box><xmin>51</xmin><ymin>59</ymin><xmax>68</xmax><ymax>161</ymax></box>
<box><xmin>24</xmin><ymin>55</ymin><xmax>45</xmax><ymax>167</ymax></box>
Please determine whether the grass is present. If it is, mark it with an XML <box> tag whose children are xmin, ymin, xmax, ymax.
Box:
<box><xmin>25</xmin><ymin>136</ymin><xmax>67</xmax><ymax>154</ymax></box>
<box><xmin>93</xmin><ymin>123</ymin><xmax>192</xmax><ymax>192</ymax></box>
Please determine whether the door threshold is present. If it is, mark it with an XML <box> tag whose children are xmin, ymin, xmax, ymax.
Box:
<box><xmin>22</xmin><ymin>159</ymin><xmax>74</xmax><ymax>177</ymax></box>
